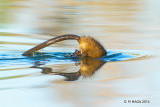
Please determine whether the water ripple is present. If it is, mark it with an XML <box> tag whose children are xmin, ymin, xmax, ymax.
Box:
<box><xmin>0</xmin><ymin>50</ymin><xmax>149</xmax><ymax>65</ymax></box>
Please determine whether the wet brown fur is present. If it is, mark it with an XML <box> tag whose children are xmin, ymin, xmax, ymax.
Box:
<box><xmin>23</xmin><ymin>34</ymin><xmax>106</xmax><ymax>58</ymax></box>
<box><xmin>78</xmin><ymin>36</ymin><xmax>106</xmax><ymax>58</ymax></box>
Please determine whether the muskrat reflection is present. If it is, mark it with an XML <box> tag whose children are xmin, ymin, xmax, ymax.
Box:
<box><xmin>32</xmin><ymin>58</ymin><xmax>106</xmax><ymax>81</ymax></box>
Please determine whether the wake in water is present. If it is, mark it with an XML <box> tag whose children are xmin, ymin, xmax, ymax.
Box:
<box><xmin>0</xmin><ymin>50</ymin><xmax>144</xmax><ymax>64</ymax></box>
<box><xmin>0</xmin><ymin>50</ymin><xmax>149</xmax><ymax>81</ymax></box>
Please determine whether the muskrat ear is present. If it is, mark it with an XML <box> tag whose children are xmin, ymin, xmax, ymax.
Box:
<box><xmin>22</xmin><ymin>34</ymin><xmax>80</xmax><ymax>56</ymax></box>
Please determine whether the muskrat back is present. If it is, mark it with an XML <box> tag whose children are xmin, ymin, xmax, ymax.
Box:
<box><xmin>78</xmin><ymin>36</ymin><xmax>106</xmax><ymax>58</ymax></box>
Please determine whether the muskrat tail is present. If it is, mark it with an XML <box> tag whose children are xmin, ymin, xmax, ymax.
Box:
<box><xmin>22</xmin><ymin>34</ymin><xmax>80</xmax><ymax>56</ymax></box>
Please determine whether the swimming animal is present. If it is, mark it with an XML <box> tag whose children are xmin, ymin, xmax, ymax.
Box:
<box><xmin>22</xmin><ymin>34</ymin><xmax>106</xmax><ymax>58</ymax></box>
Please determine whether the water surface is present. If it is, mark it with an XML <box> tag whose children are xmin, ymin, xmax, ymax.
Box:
<box><xmin>0</xmin><ymin>0</ymin><xmax>160</xmax><ymax>107</ymax></box>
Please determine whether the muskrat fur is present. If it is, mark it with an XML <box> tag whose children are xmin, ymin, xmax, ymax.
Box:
<box><xmin>22</xmin><ymin>34</ymin><xmax>106</xmax><ymax>58</ymax></box>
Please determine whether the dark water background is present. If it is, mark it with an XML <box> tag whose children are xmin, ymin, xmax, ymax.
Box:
<box><xmin>0</xmin><ymin>0</ymin><xmax>160</xmax><ymax>107</ymax></box>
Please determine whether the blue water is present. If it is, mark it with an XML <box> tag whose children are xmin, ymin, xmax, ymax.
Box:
<box><xmin>0</xmin><ymin>50</ymin><xmax>144</xmax><ymax>65</ymax></box>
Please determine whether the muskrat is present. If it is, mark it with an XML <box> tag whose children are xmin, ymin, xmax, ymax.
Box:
<box><xmin>22</xmin><ymin>34</ymin><xmax>106</xmax><ymax>58</ymax></box>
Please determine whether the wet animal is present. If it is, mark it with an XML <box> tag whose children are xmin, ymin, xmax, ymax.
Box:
<box><xmin>22</xmin><ymin>34</ymin><xmax>106</xmax><ymax>58</ymax></box>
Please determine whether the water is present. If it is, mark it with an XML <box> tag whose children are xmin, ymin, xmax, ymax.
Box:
<box><xmin>0</xmin><ymin>0</ymin><xmax>160</xmax><ymax>107</ymax></box>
